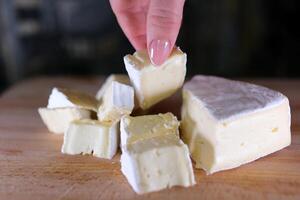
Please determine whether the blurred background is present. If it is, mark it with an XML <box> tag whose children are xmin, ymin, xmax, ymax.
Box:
<box><xmin>0</xmin><ymin>0</ymin><xmax>299</xmax><ymax>93</ymax></box>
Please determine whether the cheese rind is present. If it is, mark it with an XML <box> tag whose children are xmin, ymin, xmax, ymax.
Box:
<box><xmin>97</xmin><ymin>81</ymin><xmax>134</xmax><ymax>122</ymax></box>
<box><xmin>124</xmin><ymin>47</ymin><xmax>186</xmax><ymax>110</ymax></box>
<box><xmin>96</xmin><ymin>74</ymin><xmax>131</xmax><ymax>100</ymax></box>
<box><xmin>47</xmin><ymin>87</ymin><xmax>99</xmax><ymax>112</ymax></box>
<box><xmin>38</xmin><ymin>107</ymin><xmax>91</xmax><ymax>134</ymax></box>
<box><xmin>61</xmin><ymin>119</ymin><xmax>118</xmax><ymax>159</ymax></box>
<box><xmin>120</xmin><ymin>113</ymin><xmax>195</xmax><ymax>194</ymax></box>
<box><xmin>181</xmin><ymin>75</ymin><xmax>291</xmax><ymax>174</ymax></box>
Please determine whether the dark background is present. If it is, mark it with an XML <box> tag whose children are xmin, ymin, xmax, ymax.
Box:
<box><xmin>0</xmin><ymin>0</ymin><xmax>299</xmax><ymax>93</ymax></box>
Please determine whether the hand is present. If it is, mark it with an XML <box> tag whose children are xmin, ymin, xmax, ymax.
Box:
<box><xmin>110</xmin><ymin>0</ymin><xmax>185</xmax><ymax>65</ymax></box>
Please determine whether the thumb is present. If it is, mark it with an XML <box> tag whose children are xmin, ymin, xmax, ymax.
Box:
<box><xmin>147</xmin><ymin>0</ymin><xmax>185</xmax><ymax>66</ymax></box>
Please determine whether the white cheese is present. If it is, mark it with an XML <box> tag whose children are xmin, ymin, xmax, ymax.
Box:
<box><xmin>124</xmin><ymin>47</ymin><xmax>186</xmax><ymax>110</ymax></box>
<box><xmin>38</xmin><ymin>107</ymin><xmax>91</xmax><ymax>134</ymax></box>
<box><xmin>96</xmin><ymin>74</ymin><xmax>131</xmax><ymax>100</ymax></box>
<box><xmin>61</xmin><ymin>119</ymin><xmax>119</xmax><ymax>159</ymax></box>
<box><xmin>120</xmin><ymin>113</ymin><xmax>195</xmax><ymax>194</ymax></box>
<box><xmin>97</xmin><ymin>81</ymin><xmax>134</xmax><ymax>122</ymax></box>
<box><xmin>181</xmin><ymin>75</ymin><xmax>291</xmax><ymax>174</ymax></box>
<box><xmin>47</xmin><ymin>87</ymin><xmax>99</xmax><ymax>112</ymax></box>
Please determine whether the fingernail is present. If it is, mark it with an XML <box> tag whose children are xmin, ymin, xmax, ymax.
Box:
<box><xmin>149</xmin><ymin>39</ymin><xmax>171</xmax><ymax>66</ymax></box>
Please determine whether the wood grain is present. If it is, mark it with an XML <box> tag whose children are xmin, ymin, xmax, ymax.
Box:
<box><xmin>0</xmin><ymin>76</ymin><xmax>299</xmax><ymax>200</ymax></box>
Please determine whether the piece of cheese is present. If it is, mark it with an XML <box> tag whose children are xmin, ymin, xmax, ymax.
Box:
<box><xmin>61</xmin><ymin>119</ymin><xmax>119</xmax><ymax>159</ymax></box>
<box><xmin>38</xmin><ymin>107</ymin><xmax>91</xmax><ymax>134</ymax></box>
<box><xmin>124</xmin><ymin>47</ymin><xmax>186</xmax><ymax>110</ymax></box>
<box><xmin>47</xmin><ymin>87</ymin><xmax>99</xmax><ymax>112</ymax></box>
<box><xmin>120</xmin><ymin>113</ymin><xmax>195</xmax><ymax>194</ymax></box>
<box><xmin>97</xmin><ymin>81</ymin><xmax>134</xmax><ymax>122</ymax></box>
<box><xmin>181</xmin><ymin>75</ymin><xmax>291</xmax><ymax>174</ymax></box>
<box><xmin>96</xmin><ymin>74</ymin><xmax>131</xmax><ymax>100</ymax></box>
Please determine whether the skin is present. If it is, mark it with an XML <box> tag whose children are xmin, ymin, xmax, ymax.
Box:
<box><xmin>110</xmin><ymin>0</ymin><xmax>185</xmax><ymax>66</ymax></box>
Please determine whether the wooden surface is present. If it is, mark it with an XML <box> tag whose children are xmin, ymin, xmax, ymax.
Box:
<box><xmin>0</xmin><ymin>76</ymin><xmax>300</xmax><ymax>200</ymax></box>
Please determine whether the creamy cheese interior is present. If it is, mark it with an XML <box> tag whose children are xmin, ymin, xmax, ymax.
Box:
<box><xmin>62</xmin><ymin>119</ymin><xmax>118</xmax><ymax>159</ymax></box>
<box><xmin>121</xmin><ymin>113</ymin><xmax>179</xmax><ymax>148</ymax></box>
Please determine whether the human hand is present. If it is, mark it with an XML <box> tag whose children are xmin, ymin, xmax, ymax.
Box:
<box><xmin>110</xmin><ymin>0</ymin><xmax>185</xmax><ymax>65</ymax></box>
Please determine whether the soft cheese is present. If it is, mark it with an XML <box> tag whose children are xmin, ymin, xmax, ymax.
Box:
<box><xmin>38</xmin><ymin>107</ymin><xmax>91</xmax><ymax>134</ymax></box>
<box><xmin>47</xmin><ymin>87</ymin><xmax>99</xmax><ymax>112</ymax></box>
<box><xmin>120</xmin><ymin>113</ymin><xmax>195</xmax><ymax>194</ymax></box>
<box><xmin>97</xmin><ymin>81</ymin><xmax>134</xmax><ymax>122</ymax></box>
<box><xmin>124</xmin><ymin>47</ymin><xmax>186</xmax><ymax>110</ymax></box>
<box><xmin>181</xmin><ymin>75</ymin><xmax>291</xmax><ymax>174</ymax></box>
<box><xmin>96</xmin><ymin>74</ymin><xmax>131</xmax><ymax>100</ymax></box>
<box><xmin>61</xmin><ymin>119</ymin><xmax>118</xmax><ymax>159</ymax></box>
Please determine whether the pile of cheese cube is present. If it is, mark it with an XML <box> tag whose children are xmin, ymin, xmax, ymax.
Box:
<box><xmin>39</xmin><ymin>47</ymin><xmax>291</xmax><ymax>194</ymax></box>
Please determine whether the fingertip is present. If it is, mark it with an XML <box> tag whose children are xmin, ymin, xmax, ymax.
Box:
<box><xmin>146</xmin><ymin>0</ymin><xmax>185</xmax><ymax>66</ymax></box>
<box><xmin>148</xmin><ymin>39</ymin><xmax>172</xmax><ymax>66</ymax></box>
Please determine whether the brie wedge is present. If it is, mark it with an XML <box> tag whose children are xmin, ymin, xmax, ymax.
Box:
<box><xmin>61</xmin><ymin>119</ymin><xmax>118</xmax><ymax>159</ymax></box>
<box><xmin>181</xmin><ymin>75</ymin><xmax>291</xmax><ymax>174</ymax></box>
<box><xmin>96</xmin><ymin>74</ymin><xmax>131</xmax><ymax>100</ymax></box>
<box><xmin>124</xmin><ymin>47</ymin><xmax>186</xmax><ymax>110</ymax></box>
<box><xmin>38</xmin><ymin>107</ymin><xmax>91</xmax><ymax>134</ymax></box>
<box><xmin>120</xmin><ymin>113</ymin><xmax>195</xmax><ymax>194</ymax></box>
<box><xmin>47</xmin><ymin>87</ymin><xmax>99</xmax><ymax>112</ymax></box>
<box><xmin>97</xmin><ymin>81</ymin><xmax>134</xmax><ymax>122</ymax></box>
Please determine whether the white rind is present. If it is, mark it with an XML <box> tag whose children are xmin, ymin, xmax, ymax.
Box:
<box><xmin>47</xmin><ymin>87</ymin><xmax>98</xmax><ymax>112</ymax></box>
<box><xmin>97</xmin><ymin>81</ymin><xmax>134</xmax><ymax>122</ymax></box>
<box><xmin>123</xmin><ymin>58</ymin><xmax>143</xmax><ymax>104</ymax></box>
<box><xmin>120</xmin><ymin>152</ymin><xmax>141</xmax><ymax>193</ymax></box>
<box><xmin>107</xmin><ymin>122</ymin><xmax>119</xmax><ymax>159</ymax></box>
<box><xmin>183</xmin><ymin>75</ymin><xmax>286</xmax><ymax>121</ymax></box>
<box><xmin>47</xmin><ymin>88</ymin><xmax>75</xmax><ymax>109</ymax></box>
<box><xmin>96</xmin><ymin>74</ymin><xmax>131</xmax><ymax>100</ymax></box>
<box><xmin>120</xmin><ymin>116</ymin><xmax>129</xmax><ymax>149</ymax></box>
<box><xmin>38</xmin><ymin>107</ymin><xmax>91</xmax><ymax>134</ymax></box>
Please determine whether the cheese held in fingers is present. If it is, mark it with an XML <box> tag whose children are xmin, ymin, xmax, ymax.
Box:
<box><xmin>124</xmin><ymin>47</ymin><xmax>186</xmax><ymax>110</ymax></box>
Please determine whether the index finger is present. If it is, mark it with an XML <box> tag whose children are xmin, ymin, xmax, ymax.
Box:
<box><xmin>110</xmin><ymin>0</ymin><xmax>149</xmax><ymax>50</ymax></box>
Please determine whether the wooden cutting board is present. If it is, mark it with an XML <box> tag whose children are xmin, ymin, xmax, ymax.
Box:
<box><xmin>0</xmin><ymin>76</ymin><xmax>299</xmax><ymax>200</ymax></box>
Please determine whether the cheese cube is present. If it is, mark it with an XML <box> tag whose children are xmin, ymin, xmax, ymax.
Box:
<box><xmin>96</xmin><ymin>74</ymin><xmax>131</xmax><ymax>100</ymax></box>
<box><xmin>38</xmin><ymin>107</ymin><xmax>91</xmax><ymax>134</ymax></box>
<box><xmin>47</xmin><ymin>87</ymin><xmax>99</xmax><ymax>112</ymax></box>
<box><xmin>97</xmin><ymin>81</ymin><xmax>134</xmax><ymax>122</ymax></box>
<box><xmin>124</xmin><ymin>47</ymin><xmax>186</xmax><ymax>110</ymax></box>
<box><xmin>181</xmin><ymin>75</ymin><xmax>291</xmax><ymax>174</ymax></box>
<box><xmin>61</xmin><ymin>119</ymin><xmax>119</xmax><ymax>159</ymax></box>
<box><xmin>120</xmin><ymin>113</ymin><xmax>195</xmax><ymax>194</ymax></box>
